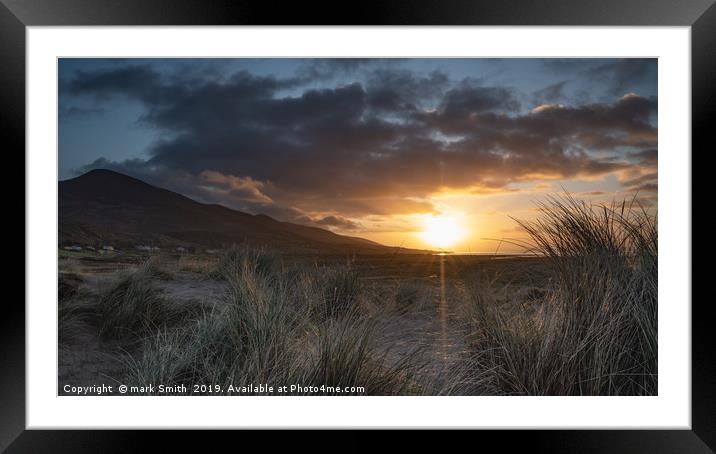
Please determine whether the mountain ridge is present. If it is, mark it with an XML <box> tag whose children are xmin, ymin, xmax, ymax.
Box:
<box><xmin>59</xmin><ymin>169</ymin><xmax>427</xmax><ymax>254</ymax></box>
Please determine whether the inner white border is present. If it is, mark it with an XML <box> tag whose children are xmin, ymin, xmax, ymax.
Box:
<box><xmin>27</xmin><ymin>26</ymin><xmax>691</xmax><ymax>429</ymax></box>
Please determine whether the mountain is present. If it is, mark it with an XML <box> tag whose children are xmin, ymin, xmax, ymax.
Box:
<box><xmin>59</xmin><ymin>169</ymin><xmax>425</xmax><ymax>254</ymax></box>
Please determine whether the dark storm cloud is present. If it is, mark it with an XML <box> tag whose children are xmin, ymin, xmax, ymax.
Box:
<box><xmin>68</xmin><ymin>65</ymin><xmax>302</xmax><ymax>119</ymax></box>
<box><xmin>414</xmin><ymin>93</ymin><xmax>656</xmax><ymax>184</ymax></box>
<box><xmin>366</xmin><ymin>69</ymin><xmax>449</xmax><ymax>111</ymax></box>
<box><xmin>68</xmin><ymin>62</ymin><xmax>657</xmax><ymax>221</ymax></box>
<box><xmin>436</xmin><ymin>79</ymin><xmax>521</xmax><ymax>120</ymax></box>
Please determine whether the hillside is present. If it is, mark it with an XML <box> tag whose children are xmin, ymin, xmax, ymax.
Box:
<box><xmin>59</xmin><ymin>169</ymin><xmax>426</xmax><ymax>254</ymax></box>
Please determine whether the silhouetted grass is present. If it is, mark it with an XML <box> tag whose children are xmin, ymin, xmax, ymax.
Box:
<box><xmin>98</xmin><ymin>261</ymin><xmax>179</xmax><ymax>341</ymax></box>
<box><xmin>124</xmin><ymin>247</ymin><xmax>425</xmax><ymax>395</ymax></box>
<box><xmin>208</xmin><ymin>244</ymin><xmax>279</xmax><ymax>280</ymax></box>
<box><xmin>58</xmin><ymin>272</ymin><xmax>84</xmax><ymax>302</ymax></box>
<box><xmin>58</xmin><ymin>297</ymin><xmax>94</xmax><ymax>347</ymax></box>
<box><xmin>67</xmin><ymin>196</ymin><xmax>657</xmax><ymax>396</ymax></box>
<box><xmin>458</xmin><ymin>195</ymin><xmax>657</xmax><ymax>395</ymax></box>
<box><xmin>298</xmin><ymin>311</ymin><xmax>423</xmax><ymax>395</ymax></box>
<box><xmin>142</xmin><ymin>255</ymin><xmax>176</xmax><ymax>280</ymax></box>
<box><xmin>392</xmin><ymin>279</ymin><xmax>427</xmax><ymax>314</ymax></box>
<box><xmin>315</xmin><ymin>262</ymin><xmax>363</xmax><ymax>320</ymax></box>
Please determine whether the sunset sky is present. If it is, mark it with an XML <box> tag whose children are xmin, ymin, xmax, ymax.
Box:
<box><xmin>58</xmin><ymin>58</ymin><xmax>657</xmax><ymax>252</ymax></box>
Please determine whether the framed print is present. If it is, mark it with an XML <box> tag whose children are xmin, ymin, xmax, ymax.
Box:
<box><xmin>5</xmin><ymin>0</ymin><xmax>711</xmax><ymax>451</ymax></box>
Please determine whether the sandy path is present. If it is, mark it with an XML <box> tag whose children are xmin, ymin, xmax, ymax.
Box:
<box><xmin>61</xmin><ymin>260</ymin><xmax>475</xmax><ymax>394</ymax></box>
<box><xmin>374</xmin><ymin>277</ymin><xmax>470</xmax><ymax>391</ymax></box>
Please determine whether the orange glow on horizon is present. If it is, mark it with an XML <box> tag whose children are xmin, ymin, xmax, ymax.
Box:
<box><xmin>418</xmin><ymin>214</ymin><xmax>467</xmax><ymax>249</ymax></box>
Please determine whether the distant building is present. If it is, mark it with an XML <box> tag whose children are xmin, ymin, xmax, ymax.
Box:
<box><xmin>175</xmin><ymin>247</ymin><xmax>186</xmax><ymax>252</ymax></box>
<box><xmin>102</xmin><ymin>245</ymin><xmax>114</xmax><ymax>251</ymax></box>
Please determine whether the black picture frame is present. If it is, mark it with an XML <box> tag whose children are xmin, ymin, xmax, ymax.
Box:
<box><xmin>4</xmin><ymin>0</ymin><xmax>710</xmax><ymax>451</ymax></box>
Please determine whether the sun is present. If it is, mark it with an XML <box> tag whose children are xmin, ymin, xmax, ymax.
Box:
<box><xmin>419</xmin><ymin>215</ymin><xmax>466</xmax><ymax>249</ymax></box>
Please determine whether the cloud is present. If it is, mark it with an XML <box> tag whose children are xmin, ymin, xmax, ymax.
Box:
<box><xmin>59</xmin><ymin>106</ymin><xmax>106</xmax><ymax>121</ymax></box>
<box><xmin>66</xmin><ymin>61</ymin><xmax>657</xmax><ymax>222</ymax></box>
<box><xmin>76</xmin><ymin>157</ymin><xmax>154</xmax><ymax>176</ymax></box>
<box><xmin>532</xmin><ymin>80</ymin><xmax>569</xmax><ymax>104</ymax></box>
<box><xmin>315</xmin><ymin>215</ymin><xmax>361</xmax><ymax>230</ymax></box>
<box><xmin>366</xmin><ymin>69</ymin><xmax>449</xmax><ymax>111</ymax></box>
<box><xmin>542</xmin><ymin>59</ymin><xmax>595</xmax><ymax>74</ymax></box>
<box><xmin>587</xmin><ymin>59</ymin><xmax>657</xmax><ymax>96</ymax></box>
<box><xmin>621</xmin><ymin>171</ymin><xmax>658</xmax><ymax>194</ymax></box>
<box><xmin>437</xmin><ymin>79</ymin><xmax>521</xmax><ymax>120</ymax></box>
<box><xmin>198</xmin><ymin>170</ymin><xmax>273</xmax><ymax>204</ymax></box>
<box><xmin>296</xmin><ymin>58</ymin><xmax>384</xmax><ymax>81</ymax></box>
<box><xmin>631</xmin><ymin>148</ymin><xmax>658</xmax><ymax>165</ymax></box>
<box><xmin>68</xmin><ymin>65</ymin><xmax>165</xmax><ymax>101</ymax></box>
<box><xmin>542</xmin><ymin>59</ymin><xmax>657</xmax><ymax>101</ymax></box>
